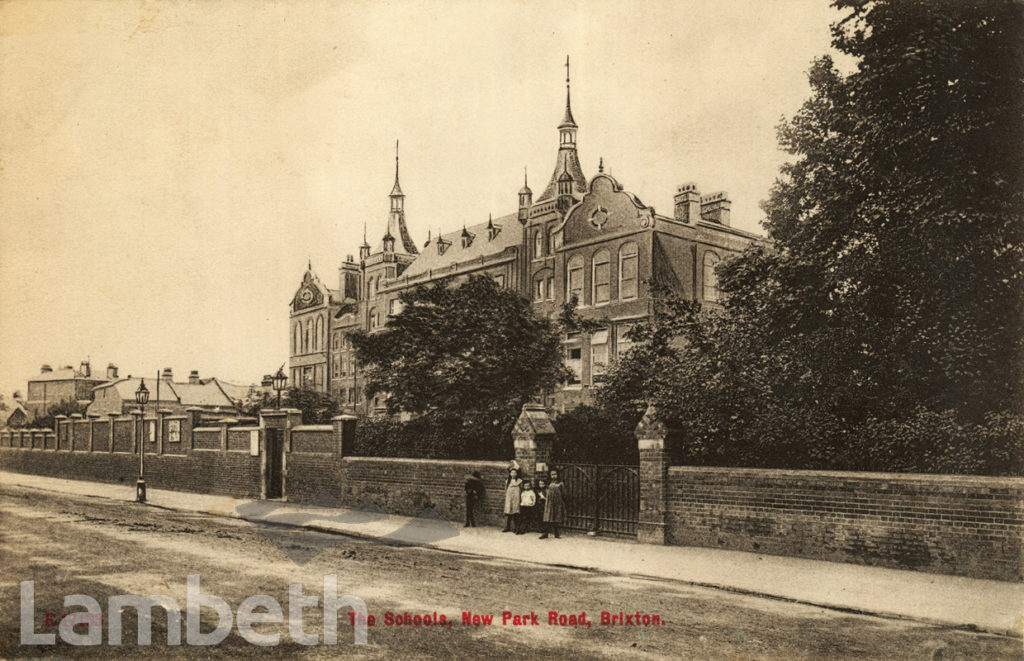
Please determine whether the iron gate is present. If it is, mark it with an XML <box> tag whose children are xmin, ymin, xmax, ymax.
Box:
<box><xmin>560</xmin><ymin>464</ymin><xmax>640</xmax><ymax>537</ymax></box>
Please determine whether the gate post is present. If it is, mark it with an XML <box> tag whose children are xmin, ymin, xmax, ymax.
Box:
<box><xmin>512</xmin><ymin>403</ymin><xmax>556</xmax><ymax>479</ymax></box>
<box><xmin>260</xmin><ymin>409</ymin><xmax>288</xmax><ymax>500</ymax></box>
<box><xmin>635</xmin><ymin>404</ymin><xmax>669</xmax><ymax>545</ymax></box>
<box><xmin>331</xmin><ymin>414</ymin><xmax>357</xmax><ymax>456</ymax></box>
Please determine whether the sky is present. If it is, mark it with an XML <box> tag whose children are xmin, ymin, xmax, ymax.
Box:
<box><xmin>0</xmin><ymin>0</ymin><xmax>848</xmax><ymax>399</ymax></box>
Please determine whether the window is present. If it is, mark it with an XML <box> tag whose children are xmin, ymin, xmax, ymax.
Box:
<box><xmin>619</xmin><ymin>242</ymin><xmax>638</xmax><ymax>300</ymax></box>
<box><xmin>315</xmin><ymin>316</ymin><xmax>324</xmax><ymax>351</ymax></box>
<box><xmin>304</xmin><ymin>320</ymin><xmax>311</xmax><ymax>353</ymax></box>
<box><xmin>546</xmin><ymin>276</ymin><xmax>554</xmax><ymax>300</ymax></box>
<box><xmin>703</xmin><ymin>252</ymin><xmax>721</xmax><ymax>302</ymax></box>
<box><xmin>566</xmin><ymin>255</ymin><xmax>584</xmax><ymax>304</ymax></box>
<box><xmin>534</xmin><ymin>278</ymin><xmax>545</xmax><ymax>301</ymax></box>
<box><xmin>565</xmin><ymin>343</ymin><xmax>582</xmax><ymax>385</ymax></box>
<box><xmin>332</xmin><ymin>334</ymin><xmax>340</xmax><ymax>350</ymax></box>
<box><xmin>493</xmin><ymin>274</ymin><xmax>505</xmax><ymax>288</ymax></box>
<box><xmin>294</xmin><ymin>323</ymin><xmax>301</xmax><ymax>354</ymax></box>
<box><xmin>590</xmin><ymin>329</ymin><xmax>609</xmax><ymax>382</ymax></box>
<box><xmin>593</xmin><ymin>249</ymin><xmax>610</xmax><ymax>304</ymax></box>
<box><xmin>368</xmin><ymin>278</ymin><xmax>375</xmax><ymax>297</ymax></box>
<box><xmin>547</xmin><ymin>228</ymin><xmax>556</xmax><ymax>254</ymax></box>
<box><xmin>616</xmin><ymin>321</ymin><xmax>638</xmax><ymax>358</ymax></box>
<box><xmin>369</xmin><ymin>308</ymin><xmax>378</xmax><ymax>329</ymax></box>
<box><xmin>389</xmin><ymin>298</ymin><xmax>402</xmax><ymax>316</ymax></box>
<box><xmin>533</xmin><ymin>230</ymin><xmax>543</xmax><ymax>259</ymax></box>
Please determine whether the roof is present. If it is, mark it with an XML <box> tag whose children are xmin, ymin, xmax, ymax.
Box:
<box><xmin>401</xmin><ymin>212</ymin><xmax>520</xmax><ymax>279</ymax></box>
<box><xmin>212</xmin><ymin>379</ymin><xmax>257</xmax><ymax>402</ymax></box>
<box><xmin>29</xmin><ymin>367</ymin><xmax>106</xmax><ymax>383</ymax></box>
<box><xmin>536</xmin><ymin>147</ymin><xmax>587</xmax><ymax>202</ymax></box>
<box><xmin>93</xmin><ymin>377</ymin><xmax>234</xmax><ymax>408</ymax></box>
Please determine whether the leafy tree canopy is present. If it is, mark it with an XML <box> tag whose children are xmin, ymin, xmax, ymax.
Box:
<box><xmin>352</xmin><ymin>275</ymin><xmax>568</xmax><ymax>423</ymax></box>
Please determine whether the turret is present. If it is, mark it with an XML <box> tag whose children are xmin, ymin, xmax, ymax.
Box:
<box><xmin>518</xmin><ymin>168</ymin><xmax>532</xmax><ymax>224</ymax></box>
<box><xmin>537</xmin><ymin>56</ymin><xmax>587</xmax><ymax>202</ymax></box>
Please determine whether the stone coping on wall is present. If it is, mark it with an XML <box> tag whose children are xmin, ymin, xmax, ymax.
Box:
<box><xmin>192</xmin><ymin>426</ymin><xmax>221</xmax><ymax>432</ymax></box>
<box><xmin>668</xmin><ymin>465</ymin><xmax>1024</xmax><ymax>490</ymax></box>
<box><xmin>343</xmin><ymin>456</ymin><xmax>508</xmax><ymax>467</ymax></box>
<box><xmin>292</xmin><ymin>425</ymin><xmax>332</xmax><ymax>432</ymax></box>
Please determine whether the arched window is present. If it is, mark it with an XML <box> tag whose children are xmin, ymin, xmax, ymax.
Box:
<box><xmin>547</xmin><ymin>228</ymin><xmax>556</xmax><ymax>254</ymax></box>
<box><xmin>592</xmin><ymin>249</ymin><xmax>610</xmax><ymax>305</ymax></box>
<box><xmin>304</xmin><ymin>319</ymin><xmax>311</xmax><ymax>353</ymax></box>
<box><xmin>703</xmin><ymin>252</ymin><xmax>721</xmax><ymax>302</ymax></box>
<box><xmin>619</xmin><ymin>242</ymin><xmax>638</xmax><ymax>300</ymax></box>
<box><xmin>369</xmin><ymin>308</ymin><xmax>378</xmax><ymax>329</ymax></box>
<box><xmin>533</xmin><ymin>230</ymin><xmax>543</xmax><ymax>259</ymax></box>
<box><xmin>315</xmin><ymin>316</ymin><xmax>324</xmax><ymax>351</ymax></box>
<box><xmin>368</xmin><ymin>277</ymin><xmax>375</xmax><ymax>297</ymax></box>
<box><xmin>294</xmin><ymin>323</ymin><xmax>301</xmax><ymax>354</ymax></box>
<box><xmin>566</xmin><ymin>255</ymin><xmax>584</xmax><ymax>304</ymax></box>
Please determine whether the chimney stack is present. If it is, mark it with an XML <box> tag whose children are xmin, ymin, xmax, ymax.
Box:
<box><xmin>700</xmin><ymin>192</ymin><xmax>731</xmax><ymax>226</ymax></box>
<box><xmin>106</xmin><ymin>363</ymin><xmax>118</xmax><ymax>380</ymax></box>
<box><xmin>189</xmin><ymin>370</ymin><xmax>200</xmax><ymax>385</ymax></box>
<box><xmin>674</xmin><ymin>183</ymin><xmax>701</xmax><ymax>224</ymax></box>
<box><xmin>80</xmin><ymin>361</ymin><xmax>91</xmax><ymax>377</ymax></box>
<box><xmin>40</xmin><ymin>364</ymin><xmax>53</xmax><ymax>374</ymax></box>
<box><xmin>162</xmin><ymin>367</ymin><xmax>173</xmax><ymax>380</ymax></box>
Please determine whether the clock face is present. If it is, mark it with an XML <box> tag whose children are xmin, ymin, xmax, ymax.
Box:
<box><xmin>300</xmin><ymin>288</ymin><xmax>313</xmax><ymax>303</ymax></box>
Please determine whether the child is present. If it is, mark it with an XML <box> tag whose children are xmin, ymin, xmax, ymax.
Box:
<box><xmin>533</xmin><ymin>477</ymin><xmax>548</xmax><ymax>533</ymax></box>
<box><xmin>516</xmin><ymin>479</ymin><xmax>536</xmax><ymax>534</ymax></box>
<box><xmin>463</xmin><ymin>471</ymin><xmax>484</xmax><ymax>528</ymax></box>
<box><xmin>502</xmin><ymin>467</ymin><xmax>522</xmax><ymax>533</ymax></box>
<box><xmin>540</xmin><ymin>469</ymin><xmax>565</xmax><ymax>539</ymax></box>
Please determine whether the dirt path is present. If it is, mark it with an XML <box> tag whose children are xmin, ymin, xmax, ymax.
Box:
<box><xmin>0</xmin><ymin>486</ymin><xmax>1017</xmax><ymax>659</ymax></box>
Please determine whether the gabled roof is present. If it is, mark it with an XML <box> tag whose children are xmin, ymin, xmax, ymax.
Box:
<box><xmin>93</xmin><ymin>377</ymin><xmax>234</xmax><ymax>408</ymax></box>
<box><xmin>29</xmin><ymin>367</ymin><xmax>106</xmax><ymax>383</ymax></box>
<box><xmin>401</xmin><ymin>212</ymin><xmax>520</xmax><ymax>279</ymax></box>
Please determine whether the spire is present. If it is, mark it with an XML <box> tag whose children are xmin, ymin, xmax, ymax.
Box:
<box><xmin>519</xmin><ymin>166</ymin><xmax>532</xmax><ymax>195</ymax></box>
<box><xmin>538</xmin><ymin>57</ymin><xmax>586</xmax><ymax>202</ymax></box>
<box><xmin>389</xmin><ymin>140</ymin><xmax>403</xmax><ymax>197</ymax></box>
<box><xmin>308</xmin><ymin>256</ymin><xmax>312</xmax><ymax>270</ymax></box>
<box><xmin>560</xmin><ymin>55</ymin><xmax>576</xmax><ymax>129</ymax></box>
<box><xmin>598</xmin><ymin>157</ymin><xmax>604</xmax><ymax>173</ymax></box>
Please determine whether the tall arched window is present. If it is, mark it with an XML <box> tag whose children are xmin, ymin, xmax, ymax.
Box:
<box><xmin>703</xmin><ymin>252</ymin><xmax>721</xmax><ymax>302</ymax></box>
<box><xmin>592</xmin><ymin>249</ymin><xmax>610</xmax><ymax>305</ymax></box>
<box><xmin>368</xmin><ymin>277</ymin><xmax>375</xmax><ymax>297</ymax></box>
<box><xmin>304</xmin><ymin>319</ymin><xmax>311</xmax><ymax>353</ymax></box>
<box><xmin>619</xmin><ymin>242</ymin><xmax>638</xmax><ymax>300</ymax></box>
<box><xmin>566</xmin><ymin>254</ymin><xmax>584</xmax><ymax>304</ymax></box>
<box><xmin>533</xmin><ymin>230</ymin><xmax>543</xmax><ymax>259</ymax></box>
<box><xmin>294</xmin><ymin>323</ymin><xmax>301</xmax><ymax>354</ymax></box>
<box><xmin>369</xmin><ymin>308</ymin><xmax>378</xmax><ymax>329</ymax></box>
<box><xmin>547</xmin><ymin>228</ymin><xmax>556</xmax><ymax>254</ymax></box>
<box><xmin>315</xmin><ymin>316</ymin><xmax>324</xmax><ymax>351</ymax></box>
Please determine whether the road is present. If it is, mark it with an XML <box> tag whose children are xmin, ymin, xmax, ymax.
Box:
<box><xmin>0</xmin><ymin>484</ymin><xmax>1018</xmax><ymax>660</ymax></box>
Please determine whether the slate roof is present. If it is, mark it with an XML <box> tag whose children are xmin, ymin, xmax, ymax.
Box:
<box><xmin>400</xmin><ymin>212</ymin><xmax>520</xmax><ymax>279</ymax></box>
<box><xmin>93</xmin><ymin>377</ymin><xmax>234</xmax><ymax>408</ymax></box>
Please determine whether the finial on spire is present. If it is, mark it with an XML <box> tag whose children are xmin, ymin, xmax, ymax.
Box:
<box><xmin>308</xmin><ymin>256</ymin><xmax>312</xmax><ymax>270</ymax></box>
<box><xmin>559</xmin><ymin>55</ymin><xmax>577</xmax><ymax>129</ymax></box>
<box><xmin>598</xmin><ymin>157</ymin><xmax>604</xmax><ymax>173</ymax></box>
<box><xmin>524</xmin><ymin>166</ymin><xmax>528</xmax><ymax>187</ymax></box>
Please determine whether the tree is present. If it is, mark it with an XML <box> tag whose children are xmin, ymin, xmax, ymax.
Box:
<box><xmin>33</xmin><ymin>398</ymin><xmax>90</xmax><ymax>431</ymax></box>
<box><xmin>591</xmin><ymin>0</ymin><xmax>1024</xmax><ymax>475</ymax></box>
<box><xmin>351</xmin><ymin>275</ymin><xmax>568</xmax><ymax>457</ymax></box>
<box><xmin>284</xmin><ymin>387</ymin><xmax>342</xmax><ymax>424</ymax></box>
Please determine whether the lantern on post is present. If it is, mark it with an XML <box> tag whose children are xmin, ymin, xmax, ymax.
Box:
<box><xmin>135</xmin><ymin>379</ymin><xmax>150</xmax><ymax>503</ymax></box>
<box><xmin>271</xmin><ymin>367</ymin><xmax>288</xmax><ymax>410</ymax></box>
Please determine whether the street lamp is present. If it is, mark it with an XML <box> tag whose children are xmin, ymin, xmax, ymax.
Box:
<box><xmin>135</xmin><ymin>379</ymin><xmax>149</xmax><ymax>503</ymax></box>
<box><xmin>271</xmin><ymin>368</ymin><xmax>288</xmax><ymax>410</ymax></box>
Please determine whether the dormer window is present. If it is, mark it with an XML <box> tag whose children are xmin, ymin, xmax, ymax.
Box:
<box><xmin>436</xmin><ymin>237</ymin><xmax>451</xmax><ymax>255</ymax></box>
<box><xmin>488</xmin><ymin>224</ymin><xmax>500</xmax><ymax>241</ymax></box>
<box><xmin>461</xmin><ymin>228</ymin><xmax>475</xmax><ymax>249</ymax></box>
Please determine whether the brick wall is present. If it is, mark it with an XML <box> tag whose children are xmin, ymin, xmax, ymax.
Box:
<box><xmin>665</xmin><ymin>466</ymin><xmax>1024</xmax><ymax>581</ymax></box>
<box><xmin>337</xmin><ymin>457</ymin><xmax>509</xmax><ymax>526</ymax></box>
<box><xmin>286</xmin><ymin>425</ymin><xmax>338</xmax><ymax>503</ymax></box>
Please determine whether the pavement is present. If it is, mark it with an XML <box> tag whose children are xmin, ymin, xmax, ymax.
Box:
<box><xmin>2</xmin><ymin>470</ymin><xmax>1021</xmax><ymax>638</ymax></box>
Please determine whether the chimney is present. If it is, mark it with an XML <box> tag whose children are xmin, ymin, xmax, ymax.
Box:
<box><xmin>106</xmin><ymin>363</ymin><xmax>118</xmax><ymax>380</ymax></box>
<box><xmin>700</xmin><ymin>192</ymin><xmax>731</xmax><ymax>226</ymax></box>
<box><xmin>162</xmin><ymin>367</ymin><xmax>173</xmax><ymax>380</ymax></box>
<box><xmin>80</xmin><ymin>361</ymin><xmax>91</xmax><ymax>377</ymax></box>
<box><xmin>40</xmin><ymin>364</ymin><xmax>53</xmax><ymax>373</ymax></box>
<box><xmin>674</xmin><ymin>183</ymin><xmax>701</xmax><ymax>224</ymax></box>
<box><xmin>189</xmin><ymin>370</ymin><xmax>200</xmax><ymax>385</ymax></box>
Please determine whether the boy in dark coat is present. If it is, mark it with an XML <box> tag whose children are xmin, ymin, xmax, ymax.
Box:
<box><xmin>464</xmin><ymin>471</ymin><xmax>484</xmax><ymax>527</ymax></box>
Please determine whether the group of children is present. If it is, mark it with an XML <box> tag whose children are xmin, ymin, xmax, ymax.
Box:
<box><xmin>462</xmin><ymin>465</ymin><xmax>567</xmax><ymax>538</ymax></box>
<box><xmin>501</xmin><ymin>466</ymin><xmax>566</xmax><ymax>538</ymax></box>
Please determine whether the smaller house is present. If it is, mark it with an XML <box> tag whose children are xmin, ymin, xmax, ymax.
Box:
<box><xmin>2</xmin><ymin>401</ymin><xmax>32</xmax><ymax>428</ymax></box>
<box><xmin>87</xmin><ymin>368</ymin><xmax>235</xmax><ymax>416</ymax></box>
<box><xmin>25</xmin><ymin>361</ymin><xmax>113</xmax><ymax>418</ymax></box>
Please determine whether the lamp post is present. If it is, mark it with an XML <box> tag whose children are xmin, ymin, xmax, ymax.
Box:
<box><xmin>271</xmin><ymin>368</ymin><xmax>288</xmax><ymax>410</ymax></box>
<box><xmin>135</xmin><ymin>379</ymin><xmax>149</xmax><ymax>503</ymax></box>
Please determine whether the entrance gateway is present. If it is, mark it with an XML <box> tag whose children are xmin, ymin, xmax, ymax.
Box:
<box><xmin>558</xmin><ymin>463</ymin><xmax>639</xmax><ymax>537</ymax></box>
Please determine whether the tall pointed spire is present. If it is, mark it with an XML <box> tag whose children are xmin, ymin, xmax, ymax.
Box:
<box><xmin>378</xmin><ymin>140</ymin><xmax>418</xmax><ymax>254</ymax></box>
<box><xmin>560</xmin><ymin>55</ymin><xmax>576</xmax><ymax>129</ymax></box>
<box><xmin>389</xmin><ymin>140</ymin><xmax>403</xmax><ymax>197</ymax></box>
<box><xmin>538</xmin><ymin>57</ymin><xmax>586</xmax><ymax>202</ymax></box>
